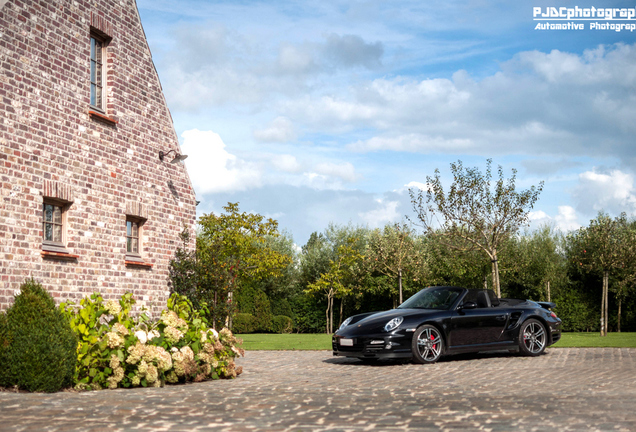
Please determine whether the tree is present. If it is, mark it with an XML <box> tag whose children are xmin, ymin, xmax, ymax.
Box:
<box><xmin>502</xmin><ymin>225</ymin><xmax>566</xmax><ymax>302</ymax></box>
<box><xmin>570</xmin><ymin>213</ymin><xmax>636</xmax><ymax>336</ymax></box>
<box><xmin>410</xmin><ymin>159</ymin><xmax>543</xmax><ymax>297</ymax></box>
<box><xmin>170</xmin><ymin>202</ymin><xmax>291</xmax><ymax>329</ymax></box>
<box><xmin>306</xmin><ymin>238</ymin><xmax>363</xmax><ymax>334</ymax></box>
<box><xmin>168</xmin><ymin>226</ymin><xmax>199</xmax><ymax>305</ymax></box>
<box><xmin>366</xmin><ymin>223</ymin><xmax>424</xmax><ymax>305</ymax></box>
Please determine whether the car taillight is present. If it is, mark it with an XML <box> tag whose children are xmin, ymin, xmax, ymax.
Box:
<box><xmin>550</xmin><ymin>312</ymin><xmax>557</xmax><ymax>318</ymax></box>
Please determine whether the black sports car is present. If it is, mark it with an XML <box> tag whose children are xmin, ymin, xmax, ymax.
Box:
<box><xmin>333</xmin><ymin>286</ymin><xmax>562</xmax><ymax>363</ymax></box>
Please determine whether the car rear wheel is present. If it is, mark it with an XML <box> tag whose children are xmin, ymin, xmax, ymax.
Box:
<box><xmin>412</xmin><ymin>325</ymin><xmax>443</xmax><ymax>364</ymax></box>
<box><xmin>519</xmin><ymin>319</ymin><xmax>547</xmax><ymax>356</ymax></box>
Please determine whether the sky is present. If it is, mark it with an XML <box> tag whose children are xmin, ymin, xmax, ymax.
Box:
<box><xmin>136</xmin><ymin>0</ymin><xmax>636</xmax><ymax>245</ymax></box>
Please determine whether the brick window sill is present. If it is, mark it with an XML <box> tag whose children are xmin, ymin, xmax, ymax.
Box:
<box><xmin>89</xmin><ymin>110</ymin><xmax>118</xmax><ymax>126</ymax></box>
<box><xmin>41</xmin><ymin>250</ymin><xmax>79</xmax><ymax>260</ymax></box>
<box><xmin>125</xmin><ymin>260</ymin><xmax>153</xmax><ymax>269</ymax></box>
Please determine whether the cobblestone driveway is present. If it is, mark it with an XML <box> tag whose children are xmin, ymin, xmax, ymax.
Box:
<box><xmin>1</xmin><ymin>348</ymin><xmax>635</xmax><ymax>431</ymax></box>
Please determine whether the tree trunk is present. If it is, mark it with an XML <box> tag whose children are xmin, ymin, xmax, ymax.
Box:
<box><xmin>600</xmin><ymin>272</ymin><xmax>607</xmax><ymax>337</ymax></box>
<box><xmin>225</xmin><ymin>291</ymin><xmax>233</xmax><ymax>329</ymax></box>
<box><xmin>329</xmin><ymin>295</ymin><xmax>334</xmax><ymax>334</ymax></box>
<box><xmin>546</xmin><ymin>281</ymin><xmax>551</xmax><ymax>302</ymax></box>
<box><xmin>325</xmin><ymin>291</ymin><xmax>332</xmax><ymax>334</ymax></box>
<box><xmin>483</xmin><ymin>274</ymin><xmax>488</xmax><ymax>290</ymax></box>
<box><xmin>491</xmin><ymin>258</ymin><xmax>501</xmax><ymax>297</ymax></box>
<box><xmin>213</xmin><ymin>291</ymin><xmax>218</xmax><ymax>330</ymax></box>
<box><xmin>604</xmin><ymin>271</ymin><xmax>609</xmax><ymax>335</ymax></box>
<box><xmin>618</xmin><ymin>297</ymin><xmax>622</xmax><ymax>333</ymax></box>
<box><xmin>398</xmin><ymin>268</ymin><xmax>403</xmax><ymax>304</ymax></box>
<box><xmin>600</xmin><ymin>279</ymin><xmax>604</xmax><ymax>336</ymax></box>
<box><xmin>339</xmin><ymin>298</ymin><xmax>344</xmax><ymax>328</ymax></box>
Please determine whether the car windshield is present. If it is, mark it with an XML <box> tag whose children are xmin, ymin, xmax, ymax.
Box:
<box><xmin>398</xmin><ymin>286</ymin><xmax>463</xmax><ymax>310</ymax></box>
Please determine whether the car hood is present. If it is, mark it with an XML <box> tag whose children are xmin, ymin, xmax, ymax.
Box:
<box><xmin>338</xmin><ymin>308</ymin><xmax>438</xmax><ymax>335</ymax></box>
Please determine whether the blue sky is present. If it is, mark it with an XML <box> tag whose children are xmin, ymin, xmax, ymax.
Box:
<box><xmin>137</xmin><ymin>0</ymin><xmax>636</xmax><ymax>245</ymax></box>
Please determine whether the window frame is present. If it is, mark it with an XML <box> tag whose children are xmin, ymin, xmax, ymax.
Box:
<box><xmin>125</xmin><ymin>216</ymin><xmax>145</xmax><ymax>263</ymax></box>
<box><xmin>42</xmin><ymin>198</ymin><xmax>70</xmax><ymax>253</ymax></box>
<box><xmin>90</xmin><ymin>32</ymin><xmax>107</xmax><ymax>112</ymax></box>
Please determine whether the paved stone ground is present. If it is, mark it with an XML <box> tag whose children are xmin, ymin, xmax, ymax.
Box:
<box><xmin>1</xmin><ymin>348</ymin><xmax>635</xmax><ymax>431</ymax></box>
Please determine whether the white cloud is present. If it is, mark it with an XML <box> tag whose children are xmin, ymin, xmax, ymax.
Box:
<box><xmin>528</xmin><ymin>206</ymin><xmax>581</xmax><ymax>232</ymax></box>
<box><xmin>348</xmin><ymin>134</ymin><xmax>473</xmax><ymax>153</ymax></box>
<box><xmin>322</xmin><ymin>34</ymin><xmax>383</xmax><ymax>69</ymax></box>
<box><xmin>403</xmin><ymin>181</ymin><xmax>430</xmax><ymax>192</ymax></box>
<box><xmin>282</xmin><ymin>43</ymin><xmax>636</xmax><ymax>160</ymax></box>
<box><xmin>181</xmin><ymin>129</ymin><xmax>262</xmax><ymax>194</ymax></box>
<box><xmin>313</xmin><ymin>161</ymin><xmax>360</xmax><ymax>183</ymax></box>
<box><xmin>555</xmin><ymin>206</ymin><xmax>581</xmax><ymax>231</ymax></box>
<box><xmin>358</xmin><ymin>200</ymin><xmax>400</xmax><ymax>227</ymax></box>
<box><xmin>573</xmin><ymin>169</ymin><xmax>636</xmax><ymax>215</ymax></box>
<box><xmin>253</xmin><ymin>117</ymin><xmax>296</xmax><ymax>143</ymax></box>
<box><xmin>277</xmin><ymin>44</ymin><xmax>317</xmax><ymax>74</ymax></box>
<box><xmin>270</xmin><ymin>154</ymin><xmax>302</xmax><ymax>173</ymax></box>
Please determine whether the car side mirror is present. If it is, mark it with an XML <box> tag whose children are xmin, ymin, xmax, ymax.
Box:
<box><xmin>460</xmin><ymin>301</ymin><xmax>477</xmax><ymax>310</ymax></box>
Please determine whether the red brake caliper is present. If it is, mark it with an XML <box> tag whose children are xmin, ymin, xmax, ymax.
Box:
<box><xmin>431</xmin><ymin>333</ymin><xmax>436</xmax><ymax>350</ymax></box>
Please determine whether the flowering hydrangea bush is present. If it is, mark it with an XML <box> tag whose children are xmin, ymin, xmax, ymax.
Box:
<box><xmin>60</xmin><ymin>292</ymin><xmax>243</xmax><ymax>390</ymax></box>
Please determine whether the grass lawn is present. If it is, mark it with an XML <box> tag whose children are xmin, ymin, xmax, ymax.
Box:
<box><xmin>236</xmin><ymin>333</ymin><xmax>332</xmax><ymax>350</ymax></box>
<box><xmin>236</xmin><ymin>332</ymin><xmax>636</xmax><ymax>350</ymax></box>
<box><xmin>553</xmin><ymin>332</ymin><xmax>636</xmax><ymax>348</ymax></box>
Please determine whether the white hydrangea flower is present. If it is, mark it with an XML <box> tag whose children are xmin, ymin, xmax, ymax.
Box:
<box><xmin>148</xmin><ymin>329</ymin><xmax>160</xmax><ymax>341</ymax></box>
<box><xmin>105</xmin><ymin>300</ymin><xmax>121</xmax><ymax>316</ymax></box>
<box><xmin>135</xmin><ymin>330</ymin><xmax>147</xmax><ymax>344</ymax></box>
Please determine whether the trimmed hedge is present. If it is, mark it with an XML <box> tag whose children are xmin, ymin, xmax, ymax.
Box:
<box><xmin>272</xmin><ymin>315</ymin><xmax>293</xmax><ymax>334</ymax></box>
<box><xmin>0</xmin><ymin>279</ymin><xmax>77</xmax><ymax>392</ymax></box>
<box><xmin>233</xmin><ymin>313</ymin><xmax>256</xmax><ymax>334</ymax></box>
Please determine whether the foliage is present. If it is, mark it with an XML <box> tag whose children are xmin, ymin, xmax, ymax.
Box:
<box><xmin>288</xmin><ymin>293</ymin><xmax>327</xmax><ymax>333</ymax></box>
<box><xmin>0</xmin><ymin>279</ymin><xmax>77</xmax><ymax>392</ymax></box>
<box><xmin>551</xmin><ymin>283</ymin><xmax>599</xmax><ymax>332</ymax></box>
<box><xmin>410</xmin><ymin>159</ymin><xmax>543</xmax><ymax>296</ymax></box>
<box><xmin>366</xmin><ymin>223</ymin><xmax>424</xmax><ymax>304</ymax></box>
<box><xmin>236</xmin><ymin>285</ymin><xmax>273</xmax><ymax>332</ymax></box>
<box><xmin>60</xmin><ymin>292</ymin><xmax>244</xmax><ymax>390</ymax></box>
<box><xmin>501</xmin><ymin>225</ymin><xmax>567</xmax><ymax>301</ymax></box>
<box><xmin>169</xmin><ymin>226</ymin><xmax>199</xmax><ymax>307</ymax></box>
<box><xmin>195</xmin><ymin>202</ymin><xmax>292</xmax><ymax>328</ymax></box>
<box><xmin>271</xmin><ymin>315</ymin><xmax>293</xmax><ymax>334</ymax></box>
<box><xmin>567</xmin><ymin>212</ymin><xmax>636</xmax><ymax>335</ymax></box>
<box><xmin>306</xmin><ymin>237</ymin><xmax>364</xmax><ymax>333</ymax></box>
<box><xmin>232</xmin><ymin>313</ymin><xmax>256</xmax><ymax>334</ymax></box>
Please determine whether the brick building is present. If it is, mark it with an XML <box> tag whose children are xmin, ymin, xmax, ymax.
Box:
<box><xmin>0</xmin><ymin>0</ymin><xmax>197</xmax><ymax>313</ymax></box>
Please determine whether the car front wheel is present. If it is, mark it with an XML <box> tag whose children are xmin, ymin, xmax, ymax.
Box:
<box><xmin>412</xmin><ymin>325</ymin><xmax>443</xmax><ymax>364</ymax></box>
<box><xmin>519</xmin><ymin>319</ymin><xmax>547</xmax><ymax>356</ymax></box>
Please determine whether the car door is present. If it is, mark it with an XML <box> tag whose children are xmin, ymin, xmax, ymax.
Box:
<box><xmin>449</xmin><ymin>290</ymin><xmax>508</xmax><ymax>347</ymax></box>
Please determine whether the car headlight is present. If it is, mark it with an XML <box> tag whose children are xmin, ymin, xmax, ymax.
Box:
<box><xmin>384</xmin><ymin>317</ymin><xmax>403</xmax><ymax>332</ymax></box>
<box><xmin>338</xmin><ymin>317</ymin><xmax>353</xmax><ymax>331</ymax></box>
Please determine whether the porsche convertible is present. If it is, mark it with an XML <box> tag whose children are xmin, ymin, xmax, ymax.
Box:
<box><xmin>332</xmin><ymin>286</ymin><xmax>562</xmax><ymax>363</ymax></box>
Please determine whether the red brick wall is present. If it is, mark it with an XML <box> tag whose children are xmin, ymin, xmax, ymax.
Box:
<box><xmin>0</xmin><ymin>0</ymin><xmax>197</xmax><ymax>315</ymax></box>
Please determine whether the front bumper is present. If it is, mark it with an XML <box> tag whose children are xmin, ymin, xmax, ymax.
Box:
<box><xmin>332</xmin><ymin>331</ymin><xmax>414</xmax><ymax>359</ymax></box>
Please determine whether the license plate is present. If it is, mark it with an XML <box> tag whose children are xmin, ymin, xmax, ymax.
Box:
<box><xmin>339</xmin><ymin>338</ymin><xmax>353</xmax><ymax>346</ymax></box>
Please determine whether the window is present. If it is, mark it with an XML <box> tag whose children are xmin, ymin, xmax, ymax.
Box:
<box><xmin>43</xmin><ymin>202</ymin><xmax>63</xmax><ymax>245</ymax></box>
<box><xmin>90</xmin><ymin>34</ymin><xmax>105</xmax><ymax>110</ymax></box>
<box><xmin>42</xmin><ymin>198</ymin><xmax>73</xmax><ymax>255</ymax></box>
<box><xmin>125</xmin><ymin>217</ymin><xmax>145</xmax><ymax>263</ymax></box>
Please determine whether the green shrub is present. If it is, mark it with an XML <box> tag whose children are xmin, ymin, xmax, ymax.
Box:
<box><xmin>0</xmin><ymin>312</ymin><xmax>8</xmax><ymax>385</ymax></box>
<box><xmin>0</xmin><ymin>279</ymin><xmax>77</xmax><ymax>392</ymax></box>
<box><xmin>60</xmin><ymin>292</ymin><xmax>244</xmax><ymax>390</ymax></box>
<box><xmin>252</xmin><ymin>290</ymin><xmax>273</xmax><ymax>332</ymax></box>
<box><xmin>271</xmin><ymin>315</ymin><xmax>293</xmax><ymax>334</ymax></box>
<box><xmin>233</xmin><ymin>313</ymin><xmax>256</xmax><ymax>334</ymax></box>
